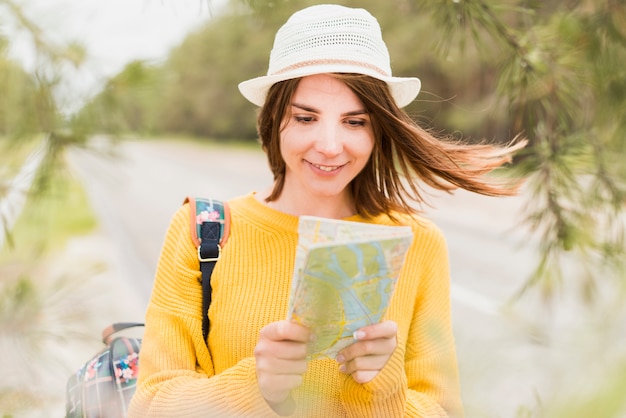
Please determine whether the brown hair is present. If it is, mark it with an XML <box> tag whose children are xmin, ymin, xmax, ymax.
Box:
<box><xmin>257</xmin><ymin>73</ymin><xmax>526</xmax><ymax>218</ymax></box>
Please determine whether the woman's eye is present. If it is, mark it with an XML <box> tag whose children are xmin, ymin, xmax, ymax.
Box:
<box><xmin>346</xmin><ymin>119</ymin><xmax>366</xmax><ymax>127</ymax></box>
<box><xmin>295</xmin><ymin>116</ymin><xmax>314</xmax><ymax>123</ymax></box>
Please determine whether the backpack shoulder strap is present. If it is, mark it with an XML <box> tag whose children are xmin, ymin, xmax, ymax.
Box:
<box><xmin>183</xmin><ymin>197</ymin><xmax>230</xmax><ymax>344</ymax></box>
<box><xmin>185</xmin><ymin>197</ymin><xmax>230</xmax><ymax>248</ymax></box>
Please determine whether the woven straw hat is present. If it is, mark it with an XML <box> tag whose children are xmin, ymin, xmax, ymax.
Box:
<box><xmin>238</xmin><ymin>4</ymin><xmax>421</xmax><ymax>108</ymax></box>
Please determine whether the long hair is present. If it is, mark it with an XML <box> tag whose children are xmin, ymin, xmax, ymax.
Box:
<box><xmin>257</xmin><ymin>73</ymin><xmax>526</xmax><ymax>218</ymax></box>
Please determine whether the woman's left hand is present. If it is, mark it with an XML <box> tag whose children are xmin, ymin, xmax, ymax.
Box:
<box><xmin>335</xmin><ymin>320</ymin><xmax>398</xmax><ymax>384</ymax></box>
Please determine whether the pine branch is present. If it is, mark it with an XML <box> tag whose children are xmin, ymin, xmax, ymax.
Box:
<box><xmin>1</xmin><ymin>0</ymin><xmax>84</xmax><ymax>66</ymax></box>
<box><xmin>422</xmin><ymin>0</ymin><xmax>626</xmax><ymax>301</ymax></box>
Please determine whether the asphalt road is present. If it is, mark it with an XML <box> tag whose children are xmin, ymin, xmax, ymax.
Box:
<box><xmin>68</xmin><ymin>138</ymin><xmax>626</xmax><ymax>417</ymax></box>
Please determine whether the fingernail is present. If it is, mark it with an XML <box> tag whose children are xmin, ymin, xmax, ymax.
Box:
<box><xmin>336</xmin><ymin>354</ymin><xmax>344</xmax><ymax>363</ymax></box>
<box><xmin>338</xmin><ymin>364</ymin><xmax>346</xmax><ymax>373</ymax></box>
<box><xmin>353</xmin><ymin>330</ymin><xmax>365</xmax><ymax>340</ymax></box>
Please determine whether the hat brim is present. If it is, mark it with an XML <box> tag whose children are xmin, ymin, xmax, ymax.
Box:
<box><xmin>238</xmin><ymin>64</ymin><xmax>421</xmax><ymax>108</ymax></box>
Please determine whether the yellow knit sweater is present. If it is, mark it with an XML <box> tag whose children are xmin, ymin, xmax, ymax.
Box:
<box><xmin>128</xmin><ymin>193</ymin><xmax>463</xmax><ymax>418</ymax></box>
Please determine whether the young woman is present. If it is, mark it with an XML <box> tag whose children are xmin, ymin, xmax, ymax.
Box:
<box><xmin>129</xmin><ymin>4</ymin><xmax>524</xmax><ymax>417</ymax></box>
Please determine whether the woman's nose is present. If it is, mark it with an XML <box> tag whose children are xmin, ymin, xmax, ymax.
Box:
<box><xmin>314</xmin><ymin>123</ymin><xmax>343</xmax><ymax>156</ymax></box>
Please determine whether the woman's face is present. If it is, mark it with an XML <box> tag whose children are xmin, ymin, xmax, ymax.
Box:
<box><xmin>279</xmin><ymin>74</ymin><xmax>375</xmax><ymax>204</ymax></box>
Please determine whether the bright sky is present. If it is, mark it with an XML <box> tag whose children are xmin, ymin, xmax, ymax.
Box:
<box><xmin>4</xmin><ymin>0</ymin><xmax>224</xmax><ymax>110</ymax></box>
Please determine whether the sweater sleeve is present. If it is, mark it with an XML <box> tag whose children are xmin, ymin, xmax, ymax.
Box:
<box><xmin>339</xmin><ymin>220</ymin><xmax>464</xmax><ymax>418</ymax></box>
<box><xmin>127</xmin><ymin>204</ymin><xmax>287</xmax><ymax>418</ymax></box>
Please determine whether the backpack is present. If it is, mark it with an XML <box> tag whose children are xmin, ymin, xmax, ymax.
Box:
<box><xmin>65</xmin><ymin>197</ymin><xmax>229</xmax><ymax>418</ymax></box>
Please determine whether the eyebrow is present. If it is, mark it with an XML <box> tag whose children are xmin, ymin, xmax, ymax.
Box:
<box><xmin>291</xmin><ymin>103</ymin><xmax>368</xmax><ymax>117</ymax></box>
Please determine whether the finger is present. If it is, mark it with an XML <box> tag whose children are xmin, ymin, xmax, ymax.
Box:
<box><xmin>350</xmin><ymin>370</ymin><xmax>378</xmax><ymax>384</ymax></box>
<box><xmin>256</xmin><ymin>355</ymin><xmax>309</xmax><ymax>374</ymax></box>
<box><xmin>339</xmin><ymin>353</ymin><xmax>389</xmax><ymax>374</ymax></box>
<box><xmin>260</xmin><ymin>320</ymin><xmax>312</xmax><ymax>343</ymax></box>
<box><xmin>338</xmin><ymin>335</ymin><xmax>397</xmax><ymax>362</ymax></box>
<box><xmin>255</xmin><ymin>339</ymin><xmax>309</xmax><ymax>360</ymax></box>
<box><xmin>353</xmin><ymin>320</ymin><xmax>398</xmax><ymax>341</ymax></box>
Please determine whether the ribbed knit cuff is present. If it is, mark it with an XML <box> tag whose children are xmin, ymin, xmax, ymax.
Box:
<box><xmin>339</xmin><ymin>350</ymin><xmax>407</xmax><ymax>417</ymax></box>
<box><xmin>238</xmin><ymin>357</ymin><xmax>297</xmax><ymax>417</ymax></box>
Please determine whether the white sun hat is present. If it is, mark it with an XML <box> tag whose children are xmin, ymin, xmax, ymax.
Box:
<box><xmin>238</xmin><ymin>4</ymin><xmax>421</xmax><ymax>108</ymax></box>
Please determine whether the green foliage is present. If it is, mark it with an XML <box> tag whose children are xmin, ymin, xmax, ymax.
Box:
<box><xmin>73</xmin><ymin>0</ymin><xmax>626</xmax><ymax>299</ymax></box>
<box><xmin>0</xmin><ymin>164</ymin><xmax>97</xmax><ymax>262</ymax></box>
<box><xmin>4</xmin><ymin>0</ymin><xmax>623</xmax><ymax>305</ymax></box>
<box><xmin>0</xmin><ymin>0</ymin><xmax>86</xmax><ymax>137</ymax></box>
<box><xmin>157</xmin><ymin>13</ymin><xmax>270</xmax><ymax>139</ymax></box>
<box><xmin>0</xmin><ymin>57</ymin><xmax>51</xmax><ymax>138</ymax></box>
<box><xmin>416</xmin><ymin>0</ymin><xmax>626</xmax><ymax>301</ymax></box>
<box><xmin>78</xmin><ymin>0</ymin><xmax>499</xmax><ymax>140</ymax></box>
<box><xmin>76</xmin><ymin>60</ymin><xmax>164</xmax><ymax>135</ymax></box>
<box><xmin>0</xmin><ymin>0</ymin><xmax>98</xmax><ymax>258</ymax></box>
<box><xmin>1</xmin><ymin>1</ymin><xmax>624</xmax><ymax>415</ymax></box>
<box><xmin>0</xmin><ymin>153</ymin><xmax>100</xmax><ymax>416</ymax></box>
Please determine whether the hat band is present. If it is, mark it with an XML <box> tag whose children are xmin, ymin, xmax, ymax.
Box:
<box><xmin>271</xmin><ymin>58</ymin><xmax>390</xmax><ymax>77</ymax></box>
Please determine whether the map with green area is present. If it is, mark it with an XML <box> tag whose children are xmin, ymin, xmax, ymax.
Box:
<box><xmin>288</xmin><ymin>217</ymin><xmax>413</xmax><ymax>359</ymax></box>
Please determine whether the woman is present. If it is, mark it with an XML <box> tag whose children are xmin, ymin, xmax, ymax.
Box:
<box><xmin>129</xmin><ymin>4</ymin><xmax>524</xmax><ymax>417</ymax></box>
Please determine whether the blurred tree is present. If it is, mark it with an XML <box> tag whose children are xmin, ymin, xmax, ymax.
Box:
<box><xmin>411</xmin><ymin>0</ymin><xmax>626</xmax><ymax>301</ymax></box>
<box><xmin>0</xmin><ymin>0</ymin><xmax>92</xmax><ymax>204</ymax></box>
<box><xmin>0</xmin><ymin>0</ymin><xmax>86</xmax><ymax>139</ymax></box>
<box><xmin>0</xmin><ymin>42</ymin><xmax>39</xmax><ymax>138</ymax></box>
<box><xmin>78</xmin><ymin>0</ymin><xmax>626</xmax><ymax>301</ymax></box>
<box><xmin>166</xmin><ymin>0</ymin><xmax>626</xmax><ymax>300</ymax></box>
<box><xmin>1</xmin><ymin>1</ymin><xmax>112</xmax><ymax>414</ymax></box>
<box><xmin>77</xmin><ymin>60</ymin><xmax>164</xmax><ymax>136</ymax></box>
<box><xmin>156</xmin><ymin>12</ymin><xmax>270</xmax><ymax>139</ymax></box>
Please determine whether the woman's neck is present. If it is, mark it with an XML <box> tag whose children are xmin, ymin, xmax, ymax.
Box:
<box><xmin>256</xmin><ymin>185</ymin><xmax>356</xmax><ymax>219</ymax></box>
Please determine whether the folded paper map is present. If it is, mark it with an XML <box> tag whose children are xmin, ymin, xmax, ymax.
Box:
<box><xmin>287</xmin><ymin>216</ymin><xmax>414</xmax><ymax>359</ymax></box>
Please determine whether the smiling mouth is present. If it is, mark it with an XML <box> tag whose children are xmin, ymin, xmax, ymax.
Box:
<box><xmin>311</xmin><ymin>163</ymin><xmax>343</xmax><ymax>172</ymax></box>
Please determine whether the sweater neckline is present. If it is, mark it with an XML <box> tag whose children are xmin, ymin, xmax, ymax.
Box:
<box><xmin>242</xmin><ymin>193</ymin><xmax>299</xmax><ymax>233</ymax></box>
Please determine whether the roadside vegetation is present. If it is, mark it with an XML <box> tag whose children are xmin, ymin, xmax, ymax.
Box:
<box><xmin>0</xmin><ymin>149</ymin><xmax>100</xmax><ymax>414</ymax></box>
<box><xmin>0</xmin><ymin>158</ymin><xmax>97</xmax><ymax>262</ymax></box>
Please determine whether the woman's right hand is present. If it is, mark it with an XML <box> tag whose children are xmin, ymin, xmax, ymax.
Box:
<box><xmin>254</xmin><ymin>320</ymin><xmax>312</xmax><ymax>414</ymax></box>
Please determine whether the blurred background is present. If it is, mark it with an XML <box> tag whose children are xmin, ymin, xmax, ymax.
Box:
<box><xmin>1</xmin><ymin>0</ymin><xmax>625</xmax><ymax>417</ymax></box>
